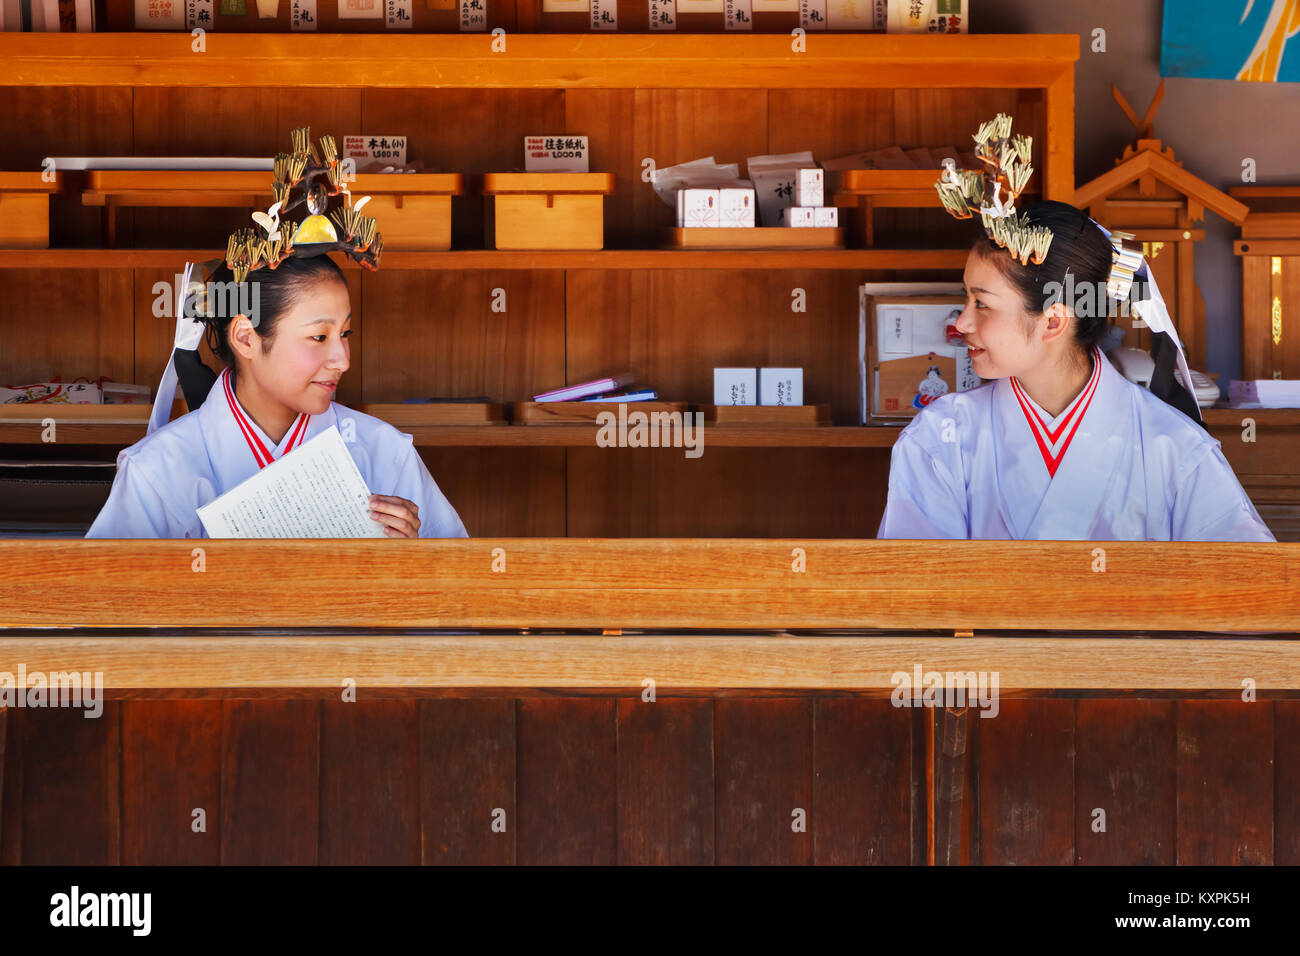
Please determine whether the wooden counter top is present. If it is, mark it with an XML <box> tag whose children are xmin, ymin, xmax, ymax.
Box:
<box><xmin>1</xmin><ymin>539</ymin><xmax>1295</xmax><ymax>632</ymax></box>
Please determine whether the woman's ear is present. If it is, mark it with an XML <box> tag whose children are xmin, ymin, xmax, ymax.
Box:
<box><xmin>1042</xmin><ymin>300</ymin><xmax>1074</xmax><ymax>343</ymax></box>
<box><xmin>228</xmin><ymin>314</ymin><xmax>258</xmax><ymax>363</ymax></box>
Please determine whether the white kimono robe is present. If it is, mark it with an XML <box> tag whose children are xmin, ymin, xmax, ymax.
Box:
<box><xmin>877</xmin><ymin>346</ymin><xmax>1275</xmax><ymax>541</ymax></box>
<box><xmin>86</xmin><ymin>368</ymin><xmax>468</xmax><ymax>539</ymax></box>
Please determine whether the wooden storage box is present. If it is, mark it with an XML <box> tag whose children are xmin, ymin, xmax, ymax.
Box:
<box><xmin>664</xmin><ymin>226</ymin><xmax>843</xmax><ymax>250</ymax></box>
<box><xmin>83</xmin><ymin>170</ymin><xmax>463</xmax><ymax>250</ymax></box>
<box><xmin>483</xmin><ymin>173</ymin><xmax>615</xmax><ymax>250</ymax></box>
<box><xmin>0</xmin><ymin>172</ymin><xmax>63</xmax><ymax>249</ymax></box>
<box><xmin>702</xmin><ymin>404</ymin><xmax>831</xmax><ymax>425</ymax></box>
<box><xmin>345</xmin><ymin>174</ymin><xmax>462</xmax><ymax>251</ymax></box>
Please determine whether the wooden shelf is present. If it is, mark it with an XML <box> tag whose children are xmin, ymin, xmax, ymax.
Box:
<box><xmin>1202</xmin><ymin>407</ymin><xmax>1300</xmax><ymax>426</ymax></box>
<box><xmin>5</xmin><ymin>407</ymin><xmax>1293</xmax><ymax>447</ymax></box>
<box><xmin>0</xmin><ymin>33</ymin><xmax>1080</xmax><ymax>90</ymax></box>
<box><xmin>0</xmin><ymin>248</ymin><xmax>971</xmax><ymax>270</ymax></box>
<box><xmin>3</xmin><ymin>405</ymin><xmax>1293</xmax><ymax>447</ymax></box>
<box><xmin>0</xmin><ymin>416</ymin><xmax>902</xmax><ymax>447</ymax></box>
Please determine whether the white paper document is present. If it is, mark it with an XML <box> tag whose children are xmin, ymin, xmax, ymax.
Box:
<box><xmin>197</xmin><ymin>425</ymin><xmax>387</xmax><ymax>538</ymax></box>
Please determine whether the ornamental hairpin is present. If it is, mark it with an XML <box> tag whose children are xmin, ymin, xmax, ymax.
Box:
<box><xmin>934</xmin><ymin>112</ymin><xmax>1053</xmax><ymax>267</ymax></box>
<box><xmin>1103</xmin><ymin>228</ymin><xmax>1146</xmax><ymax>301</ymax></box>
<box><xmin>223</xmin><ymin>125</ymin><xmax>384</xmax><ymax>285</ymax></box>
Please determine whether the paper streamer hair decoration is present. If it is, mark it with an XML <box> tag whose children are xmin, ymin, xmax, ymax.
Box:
<box><xmin>933</xmin><ymin>112</ymin><xmax>1053</xmax><ymax>267</ymax></box>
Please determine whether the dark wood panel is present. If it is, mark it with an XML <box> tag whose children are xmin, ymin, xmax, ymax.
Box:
<box><xmin>320</xmin><ymin>700</ymin><xmax>420</xmax><ymax>865</ymax></box>
<box><xmin>563</xmin><ymin>89</ymin><xmax>769</xmax><ymax>245</ymax></box>
<box><xmin>0</xmin><ymin>707</ymin><xmax>9</xmax><ymax>865</ymax></box>
<box><xmin>122</xmin><ymin>700</ymin><xmax>221</xmax><ymax>865</ymax></box>
<box><xmin>1074</xmin><ymin>700</ymin><xmax>1175</xmax><ymax>865</ymax></box>
<box><xmin>420</xmin><ymin>448</ymin><xmax>567</xmax><ymax>538</ymax></box>
<box><xmin>361</xmin><ymin>270</ymin><xmax>566</xmax><ymax>403</ymax></box>
<box><xmin>419</xmin><ymin>698</ymin><xmax>516</xmax><ymax>865</ymax></box>
<box><xmin>813</xmin><ymin>699</ymin><xmax>912</xmax><ymax>865</ymax></box>
<box><xmin>715</xmin><ymin>698</ymin><xmax>813</xmax><ymax>865</ymax></box>
<box><xmin>910</xmin><ymin>708</ymin><xmax>928</xmax><ymax>866</ymax></box>
<box><xmin>977</xmin><ymin>699</ymin><xmax>1075</xmax><ymax>865</ymax></box>
<box><xmin>565</xmin><ymin>270</ymin><xmax>863</xmax><ymax>424</ymax></box>
<box><xmin>1176</xmin><ymin>701</ymin><xmax>1273</xmax><ymax>865</ymax></box>
<box><xmin>0</xmin><ymin>269</ymin><xmax>134</xmax><ymax>386</ymax></box>
<box><xmin>616</xmin><ymin>697</ymin><xmax>714</xmax><ymax>865</ymax></box>
<box><xmin>220</xmin><ymin>700</ymin><xmax>319</xmax><ymax>865</ymax></box>
<box><xmin>1277</xmin><ymin>702</ymin><xmax>1300</xmax><ymax>865</ymax></box>
<box><xmin>933</xmin><ymin>706</ymin><xmax>970</xmax><ymax>865</ymax></box>
<box><xmin>15</xmin><ymin>705</ymin><xmax>120</xmax><ymax>865</ymax></box>
<box><xmin>516</xmin><ymin>698</ymin><xmax>616</xmax><ymax>865</ymax></box>
<box><xmin>567</xmin><ymin>448</ymin><xmax>890</xmax><ymax>538</ymax></box>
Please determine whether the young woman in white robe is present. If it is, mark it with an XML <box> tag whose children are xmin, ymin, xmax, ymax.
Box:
<box><xmin>877</xmin><ymin>201</ymin><xmax>1275</xmax><ymax>542</ymax></box>
<box><xmin>86</xmin><ymin>255</ymin><xmax>468</xmax><ymax>539</ymax></box>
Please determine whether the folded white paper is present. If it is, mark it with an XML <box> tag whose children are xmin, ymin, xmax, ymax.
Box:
<box><xmin>197</xmin><ymin>425</ymin><xmax>387</xmax><ymax>538</ymax></box>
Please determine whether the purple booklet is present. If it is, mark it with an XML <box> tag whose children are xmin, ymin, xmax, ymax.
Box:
<box><xmin>534</xmin><ymin>372</ymin><xmax>634</xmax><ymax>403</ymax></box>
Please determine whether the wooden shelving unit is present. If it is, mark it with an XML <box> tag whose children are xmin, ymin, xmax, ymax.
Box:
<box><xmin>0</xmin><ymin>248</ymin><xmax>971</xmax><ymax>270</ymax></box>
<box><xmin>0</xmin><ymin>31</ymin><xmax>1093</xmax><ymax>538</ymax></box>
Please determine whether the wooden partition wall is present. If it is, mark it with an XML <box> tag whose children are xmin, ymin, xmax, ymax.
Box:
<box><xmin>1</xmin><ymin>540</ymin><xmax>1297</xmax><ymax>865</ymax></box>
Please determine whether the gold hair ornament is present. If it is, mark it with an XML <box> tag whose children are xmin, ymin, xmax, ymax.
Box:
<box><xmin>934</xmin><ymin>112</ymin><xmax>1053</xmax><ymax>267</ymax></box>
<box><xmin>224</xmin><ymin>126</ymin><xmax>383</xmax><ymax>285</ymax></box>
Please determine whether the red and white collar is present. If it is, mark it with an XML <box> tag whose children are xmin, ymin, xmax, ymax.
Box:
<box><xmin>1009</xmin><ymin>347</ymin><xmax>1102</xmax><ymax>479</ymax></box>
<box><xmin>220</xmin><ymin>367</ymin><xmax>311</xmax><ymax>470</ymax></box>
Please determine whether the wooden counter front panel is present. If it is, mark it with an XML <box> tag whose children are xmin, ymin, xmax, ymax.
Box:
<box><xmin>0</xmin><ymin>697</ymin><xmax>922</xmax><ymax>866</ymax></box>
<box><xmin>2</xmin><ymin>697</ymin><xmax>1293</xmax><ymax>866</ymax></box>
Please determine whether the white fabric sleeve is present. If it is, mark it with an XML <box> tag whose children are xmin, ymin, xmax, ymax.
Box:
<box><xmin>390</xmin><ymin>439</ymin><xmax>469</xmax><ymax>538</ymax></box>
<box><xmin>1172</xmin><ymin>443</ymin><xmax>1276</xmax><ymax>542</ymax></box>
<box><xmin>84</xmin><ymin>454</ymin><xmax>181</xmax><ymax>539</ymax></box>
<box><xmin>877</xmin><ymin>431</ymin><xmax>970</xmax><ymax>539</ymax></box>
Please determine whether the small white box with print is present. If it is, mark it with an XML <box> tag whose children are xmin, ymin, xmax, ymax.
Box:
<box><xmin>718</xmin><ymin>187</ymin><xmax>756</xmax><ymax>227</ymax></box>
<box><xmin>759</xmin><ymin>368</ymin><xmax>803</xmax><ymax>406</ymax></box>
<box><xmin>793</xmin><ymin>168</ymin><xmax>823</xmax><ymax>207</ymax></box>
<box><xmin>713</xmin><ymin>367</ymin><xmax>757</xmax><ymax>406</ymax></box>
<box><xmin>677</xmin><ymin>188</ymin><xmax>719</xmax><ymax>227</ymax></box>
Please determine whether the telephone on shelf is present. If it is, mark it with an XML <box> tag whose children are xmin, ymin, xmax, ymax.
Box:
<box><xmin>1106</xmin><ymin>348</ymin><xmax>1220</xmax><ymax>407</ymax></box>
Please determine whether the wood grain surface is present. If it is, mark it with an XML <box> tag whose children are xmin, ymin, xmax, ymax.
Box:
<box><xmin>1</xmin><ymin>540</ymin><xmax>1295</xmax><ymax>630</ymax></box>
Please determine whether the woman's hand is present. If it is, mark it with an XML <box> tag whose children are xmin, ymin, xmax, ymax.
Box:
<box><xmin>369</xmin><ymin>494</ymin><xmax>421</xmax><ymax>538</ymax></box>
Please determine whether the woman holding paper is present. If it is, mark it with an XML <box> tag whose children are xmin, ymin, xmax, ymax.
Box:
<box><xmin>86</xmin><ymin>126</ymin><xmax>467</xmax><ymax>539</ymax></box>
<box><xmin>876</xmin><ymin>115</ymin><xmax>1272</xmax><ymax>541</ymax></box>
<box><xmin>86</xmin><ymin>254</ymin><xmax>467</xmax><ymax>540</ymax></box>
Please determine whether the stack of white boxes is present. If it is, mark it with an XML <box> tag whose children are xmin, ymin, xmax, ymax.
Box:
<box><xmin>783</xmin><ymin>168</ymin><xmax>838</xmax><ymax>229</ymax></box>
<box><xmin>714</xmin><ymin>368</ymin><xmax>804</xmax><ymax>406</ymax></box>
<box><xmin>677</xmin><ymin>187</ymin><xmax>756</xmax><ymax>228</ymax></box>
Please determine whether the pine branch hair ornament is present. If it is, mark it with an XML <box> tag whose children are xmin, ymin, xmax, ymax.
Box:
<box><xmin>934</xmin><ymin>112</ymin><xmax>1053</xmax><ymax>267</ymax></box>
<box><xmin>224</xmin><ymin>125</ymin><xmax>384</xmax><ymax>284</ymax></box>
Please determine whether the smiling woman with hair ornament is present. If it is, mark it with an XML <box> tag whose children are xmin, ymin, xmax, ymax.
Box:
<box><xmin>877</xmin><ymin>115</ymin><xmax>1273</xmax><ymax>542</ymax></box>
<box><xmin>85</xmin><ymin>127</ymin><xmax>467</xmax><ymax>540</ymax></box>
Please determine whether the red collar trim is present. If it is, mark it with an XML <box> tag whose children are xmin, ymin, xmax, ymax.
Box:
<box><xmin>1009</xmin><ymin>348</ymin><xmax>1102</xmax><ymax>478</ymax></box>
<box><xmin>221</xmin><ymin>368</ymin><xmax>310</xmax><ymax>470</ymax></box>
